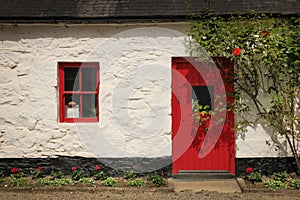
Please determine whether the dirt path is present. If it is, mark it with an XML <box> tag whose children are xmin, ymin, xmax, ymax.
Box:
<box><xmin>0</xmin><ymin>190</ymin><xmax>299</xmax><ymax>200</ymax></box>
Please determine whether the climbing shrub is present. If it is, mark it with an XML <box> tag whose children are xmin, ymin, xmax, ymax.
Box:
<box><xmin>190</xmin><ymin>13</ymin><xmax>300</xmax><ymax>170</ymax></box>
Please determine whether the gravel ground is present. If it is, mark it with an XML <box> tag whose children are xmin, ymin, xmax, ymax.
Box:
<box><xmin>0</xmin><ymin>190</ymin><xmax>300</xmax><ymax>200</ymax></box>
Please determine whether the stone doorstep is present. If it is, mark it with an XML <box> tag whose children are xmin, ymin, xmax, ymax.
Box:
<box><xmin>170</xmin><ymin>170</ymin><xmax>242</xmax><ymax>193</ymax></box>
<box><xmin>173</xmin><ymin>171</ymin><xmax>235</xmax><ymax>180</ymax></box>
<box><xmin>168</xmin><ymin>178</ymin><xmax>242</xmax><ymax>193</ymax></box>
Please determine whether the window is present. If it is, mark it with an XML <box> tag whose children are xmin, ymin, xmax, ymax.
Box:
<box><xmin>192</xmin><ymin>86</ymin><xmax>214</xmax><ymax>111</ymax></box>
<box><xmin>58</xmin><ymin>62</ymin><xmax>99</xmax><ymax>122</ymax></box>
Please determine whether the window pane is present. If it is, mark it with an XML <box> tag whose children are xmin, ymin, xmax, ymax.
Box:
<box><xmin>82</xmin><ymin>94</ymin><xmax>98</xmax><ymax>118</ymax></box>
<box><xmin>65</xmin><ymin>94</ymin><xmax>80</xmax><ymax>118</ymax></box>
<box><xmin>192</xmin><ymin>86</ymin><xmax>214</xmax><ymax>111</ymax></box>
<box><xmin>64</xmin><ymin>68</ymin><xmax>79</xmax><ymax>91</ymax></box>
<box><xmin>82</xmin><ymin>67</ymin><xmax>97</xmax><ymax>91</ymax></box>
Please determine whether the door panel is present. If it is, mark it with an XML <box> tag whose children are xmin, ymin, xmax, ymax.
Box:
<box><xmin>172</xmin><ymin>57</ymin><xmax>235</xmax><ymax>174</ymax></box>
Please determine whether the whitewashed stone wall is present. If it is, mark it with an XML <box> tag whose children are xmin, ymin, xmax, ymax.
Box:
<box><xmin>0</xmin><ymin>23</ymin><xmax>191</xmax><ymax>159</ymax></box>
<box><xmin>0</xmin><ymin>23</ymin><xmax>289</xmax><ymax>160</ymax></box>
<box><xmin>236</xmin><ymin>125</ymin><xmax>291</xmax><ymax>157</ymax></box>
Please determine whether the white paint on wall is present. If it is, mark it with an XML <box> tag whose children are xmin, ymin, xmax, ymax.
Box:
<box><xmin>0</xmin><ymin>23</ymin><xmax>291</xmax><ymax>160</ymax></box>
<box><xmin>0</xmin><ymin>24</ymin><xmax>191</xmax><ymax>159</ymax></box>
<box><xmin>236</xmin><ymin>124</ymin><xmax>290</xmax><ymax>158</ymax></box>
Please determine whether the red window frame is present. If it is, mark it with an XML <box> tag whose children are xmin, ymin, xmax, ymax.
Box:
<box><xmin>58</xmin><ymin>62</ymin><xmax>99</xmax><ymax>123</ymax></box>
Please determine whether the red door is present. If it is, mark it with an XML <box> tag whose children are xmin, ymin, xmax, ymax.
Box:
<box><xmin>172</xmin><ymin>57</ymin><xmax>235</xmax><ymax>175</ymax></box>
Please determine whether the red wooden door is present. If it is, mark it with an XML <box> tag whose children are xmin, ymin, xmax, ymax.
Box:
<box><xmin>172</xmin><ymin>57</ymin><xmax>235</xmax><ymax>175</ymax></box>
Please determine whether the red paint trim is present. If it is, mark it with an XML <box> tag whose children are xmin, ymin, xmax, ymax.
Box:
<box><xmin>59</xmin><ymin>65</ymin><xmax>64</xmax><ymax>123</ymax></box>
<box><xmin>172</xmin><ymin>57</ymin><xmax>235</xmax><ymax>175</ymax></box>
<box><xmin>63</xmin><ymin>118</ymin><xmax>99</xmax><ymax>123</ymax></box>
<box><xmin>58</xmin><ymin>62</ymin><xmax>100</xmax><ymax>123</ymax></box>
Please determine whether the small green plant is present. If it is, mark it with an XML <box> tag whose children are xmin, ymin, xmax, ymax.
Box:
<box><xmin>265</xmin><ymin>179</ymin><xmax>286</xmax><ymax>190</ymax></box>
<box><xmin>94</xmin><ymin>171</ymin><xmax>108</xmax><ymax>180</ymax></box>
<box><xmin>0</xmin><ymin>171</ymin><xmax>4</xmax><ymax>177</ymax></box>
<box><xmin>93</xmin><ymin>165</ymin><xmax>108</xmax><ymax>180</ymax></box>
<box><xmin>101</xmin><ymin>177</ymin><xmax>118</xmax><ymax>187</ymax></box>
<box><xmin>38</xmin><ymin>177</ymin><xmax>73</xmax><ymax>186</ymax></box>
<box><xmin>71</xmin><ymin>166</ymin><xmax>85</xmax><ymax>181</ymax></box>
<box><xmin>38</xmin><ymin>178</ymin><xmax>53</xmax><ymax>186</ymax></box>
<box><xmin>31</xmin><ymin>166</ymin><xmax>44</xmax><ymax>179</ymax></box>
<box><xmin>192</xmin><ymin>101</ymin><xmax>213</xmax><ymax>123</ymax></box>
<box><xmin>123</xmin><ymin>171</ymin><xmax>136</xmax><ymax>180</ymax></box>
<box><xmin>9</xmin><ymin>174</ymin><xmax>27</xmax><ymax>187</ymax></box>
<box><xmin>53</xmin><ymin>177</ymin><xmax>73</xmax><ymax>186</ymax></box>
<box><xmin>247</xmin><ymin>171</ymin><xmax>263</xmax><ymax>183</ymax></box>
<box><xmin>78</xmin><ymin>177</ymin><xmax>95</xmax><ymax>186</ymax></box>
<box><xmin>50</xmin><ymin>171</ymin><xmax>64</xmax><ymax>179</ymax></box>
<box><xmin>127</xmin><ymin>178</ymin><xmax>145</xmax><ymax>187</ymax></box>
<box><xmin>273</xmin><ymin>171</ymin><xmax>289</xmax><ymax>183</ymax></box>
<box><xmin>0</xmin><ymin>171</ymin><xmax>5</xmax><ymax>183</ymax></box>
<box><xmin>39</xmin><ymin>168</ymin><xmax>72</xmax><ymax>186</ymax></box>
<box><xmin>147</xmin><ymin>174</ymin><xmax>166</xmax><ymax>187</ymax></box>
<box><xmin>9</xmin><ymin>168</ymin><xmax>27</xmax><ymax>187</ymax></box>
<box><xmin>288</xmin><ymin>179</ymin><xmax>300</xmax><ymax>189</ymax></box>
<box><xmin>0</xmin><ymin>178</ymin><xmax>5</xmax><ymax>183</ymax></box>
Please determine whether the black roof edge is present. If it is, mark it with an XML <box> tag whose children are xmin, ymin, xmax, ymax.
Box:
<box><xmin>0</xmin><ymin>15</ymin><xmax>191</xmax><ymax>24</ymax></box>
<box><xmin>0</xmin><ymin>13</ymin><xmax>298</xmax><ymax>24</ymax></box>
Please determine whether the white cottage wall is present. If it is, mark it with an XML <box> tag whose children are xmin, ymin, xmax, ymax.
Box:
<box><xmin>0</xmin><ymin>23</ymin><xmax>291</xmax><ymax>164</ymax></box>
<box><xmin>0</xmin><ymin>24</ymin><xmax>190</xmax><ymax>159</ymax></box>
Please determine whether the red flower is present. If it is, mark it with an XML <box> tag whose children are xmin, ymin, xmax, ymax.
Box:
<box><xmin>232</xmin><ymin>47</ymin><xmax>241</xmax><ymax>57</ymax></box>
<box><xmin>94</xmin><ymin>165</ymin><xmax>101</xmax><ymax>171</ymax></box>
<box><xmin>260</xmin><ymin>30</ymin><xmax>269</xmax><ymax>37</ymax></box>
<box><xmin>71</xmin><ymin>166</ymin><xmax>77</xmax><ymax>171</ymax></box>
<box><xmin>37</xmin><ymin>166</ymin><xmax>43</xmax><ymax>171</ymax></box>
<box><xmin>11</xmin><ymin>167</ymin><xmax>19</xmax><ymax>173</ymax></box>
<box><xmin>246</xmin><ymin>167</ymin><xmax>253</xmax><ymax>173</ymax></box>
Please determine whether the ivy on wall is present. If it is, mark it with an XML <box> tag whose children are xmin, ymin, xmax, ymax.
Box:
<box><xmin>189</xmin><ymin>13</ymin><xmax>300</xmax><ymax>171</ymax></box>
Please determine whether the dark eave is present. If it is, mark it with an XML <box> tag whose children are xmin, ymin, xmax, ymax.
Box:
<box><xmin>0</xmin><ymin>0</ymin><xmax>299</xmax><ymax>24</ymax></box>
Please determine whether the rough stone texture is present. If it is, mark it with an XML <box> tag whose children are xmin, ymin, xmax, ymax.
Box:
<box><xmin>0</xmin><ymin>22</ymin><xmax>296</xmax><ymax>174</ymax></box>
<box><xmin>235</xmin><ymin>124</ymin><xmax>292</xmax><ymax>158</ymax></box>
<box><xmin>0</xmin><ymin>155</ymin><xmax>297</xmax><ymax>178</ymax></box>
<box><xmin>0</xmin><ymin>23</ymin><xmax>189</xmax><ymax>161</ymax></box>
<box><xmin>170</xmin><ymin>178</ymin><xmax>242</xmax><ymax>193</ymax></box>
<box><xmin>0</xmin><ymin>156</ymin><xmax>172</xmax><ymax>177</ymax></box>
<box><xmin>236</xmin><ymin>157</ymin><xmax>298</xmax><ymax>177</ymax></box>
